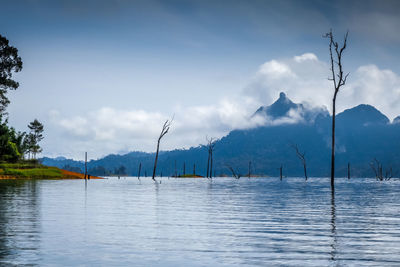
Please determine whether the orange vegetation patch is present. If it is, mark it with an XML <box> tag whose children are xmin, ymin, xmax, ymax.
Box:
<box><xmin>60</xmin><ymin>169</ymin><xmax>104</xmax><ymax>179</ymax></box>
<box><xmin>177</xmin><ymin>175</ymin><xmax>204</xmax><ymax>178</ymax></box>
<box><xmin>0</xmin><ymin>175</ymin><xmax>15</xmax><ymax>180</ymax></box>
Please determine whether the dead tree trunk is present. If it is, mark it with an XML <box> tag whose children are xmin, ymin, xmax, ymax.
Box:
<box><xmin>386</xmin><ymin>167</ymin><xmax>393</xmax><ymax>180</ymax></box>
<box><xmin>303</xmin><ymin>164</ymin><xmax>308</xmax><ymax>180</ymax></box>
<box><xmin>152</xmin><ymin>119</ymin><xmax>171</xmax><ymax>181</ymax></box>
<box><xmin>174</xmin><ymin>160</ymin><xmax>177</xmax><ymax>177</ymax></box>
<box><xmin>227</xmin><ymin>165</ymin><xmax>240</xmax><ymax>179</ymax></box>
<box><xmin>248</xmin><ymin>161</ymin><xmax>251</xmax><ymax>178</ymax></box>
<box><xmin>138</xmin><ymin>162</ymin><xmax>142</xmax><ymax>180</ymax></box>
<box><xmin>370</xmin><ymin>158</ymin><xmax>383</xmax><ymax>181</ymax></box>
<box><xmin>291</xmin><ymin>144</ymin><xmax>308</xmax><ymax>180</ymax></box>
<box><xmin>183</xmin><ymin>162</ymin><xmax>186</xmax><ymax>176</ymax></box>
<box><xmin>280</xmin><ymin>165</ymin><xmax>283</xmax><ymax>180</ymax></box>
<box><xmin>372</xmin><ymin>159</ymin><xmax>385</xmax><ymax>181</ymax></box>
<box><xmin>347</xmin><ymin>162</ymin><xmax>350</xmax><ymax>179</ymax></box>
<box><xmin>206</xmin><ymin>137</ymin><xmax>216</xmax><ymax>178</ymax></box>
<box><xmin>206</xmin><ymin>152</ymin><xmax>210</xmax><ymax>178</ymax></box>
<box><xmin>193</xmin><ymin>163</ymin><xmax>196</xmax><ymax>176</ymax></box>
<box><xmin>210</xmin><ymin>151</ymin><xmax>213</xmax><ymax>178</ymax></box>
<box><xmin>324</xmin><ymin>29</ymin><xmax>349</xmax><ymax>189</ymax></box>
<box><xmin>84</xmin><ymin>152</ymin><xmax>87</xmax><ymax>180</ymax></box>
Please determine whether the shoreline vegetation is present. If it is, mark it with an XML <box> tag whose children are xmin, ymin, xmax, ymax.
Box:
<box><xmin>177</xmin><ymin>174</ymin><xmax>203</xmax><ymax>178</ymax></box>
<box><xmin>0</xmin><ymin>162</ymin><xmax>103</xmax><ymax>180</ymax></box>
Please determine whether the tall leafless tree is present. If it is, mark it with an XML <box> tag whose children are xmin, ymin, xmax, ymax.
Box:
<box><xmin>291</xmin><ymin>144</ymin><xmax>308</xmax><ymax>180</ymax></box>
<box><xmin>324</xmin><ymin>29</ymin><xmax>349</xmax><ymax>188</ymax></box>
<box><xmin>152</xmin><ymin>119</ymin><xmax>172</xmax><ymax>181</ymax></box>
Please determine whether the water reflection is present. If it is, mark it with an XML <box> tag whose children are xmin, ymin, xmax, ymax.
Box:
<box><xmin>0</xmin><ymin>180</ymin><xmax>41</xmax><ymax>265</ymax></box>
<box><xmin>330</xmin><ymin>187</ymin><xmax>337</xmax><ymax>262</ymax></box>
<box><xmin>1</xmin><ymin>177</ymin><xmax>400</xmax><ymax>266</ymax></box>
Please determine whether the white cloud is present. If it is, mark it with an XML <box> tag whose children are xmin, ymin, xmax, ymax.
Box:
<box><xmin>44</xmin><ymin>52</ymin><xmax>400</xmax><ymax>159</ymax></box>
<box><xmin>294</xmin><ymin>53</ymin><xmax>318</xmax><ymax>62</ymax></box>
<box><xmin>258</xmin><ymin>60</ymin><xmax>296</xmax><ymax>79</ymax></box>
<box><xmin>245</xmin><ymin>53</ymin><xmax>331</xmax><ymax>108</ymax></box>
<box><xmin>245</xmin><ymin>53</ymin><xmax>400</xmax><ymax>120</ymax></box>
<box><xmin>46</xmin><ymin>96</ymin><xmax>265</xmax><ymax>159</ymax></box>
<box><xmin>343</xmin><ymin>64</ymin><xmax>400</xmax><ymax>119</ymax></box>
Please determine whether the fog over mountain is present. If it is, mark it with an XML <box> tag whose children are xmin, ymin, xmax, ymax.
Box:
<box><xmin>254</xmin><ymin>92</ymin><xmax>329</xmax><ymax>124</ymax></box>
<box><xmin>42</xmin><ymin>92</ymin><xmax>400</xmax><ymax>177</ymax></box>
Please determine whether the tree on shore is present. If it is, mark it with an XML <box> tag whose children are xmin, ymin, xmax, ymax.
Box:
<box><xmin>324</xmin><ymin>29</ymin><xmax>349</xmax><ymax>188</ymax></box>
<box><xmin>0</xmin><ymin>34</ymin><xmax>23</xmax><ymax>116</ymax></box>
<box><xmin>27</xmin><ymin>119</ymin><xmax>44</xmax><ymax>159</ymax></box>
<box><xmin>0</xmin><ymin>34</ymin><xmax>28</xmax><ymax>162</ymax></box>
<box><xmin>0</xmin><ymin>118</ymin><xmax>20</xmax><ymax>161</ymax></box>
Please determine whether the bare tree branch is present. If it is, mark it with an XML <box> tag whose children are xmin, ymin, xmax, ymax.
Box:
<box><xmin>152</xmin><ymin>118</ymin><xmax>173</xmax><ymax>181</ymax></box>
<box><xmin>291</xmin><ymin>143</ymin><xmax>308</xmax><ymax>180</ymax></box>
<box><xmin>370</xmin><ymin>158</ymin><xmax>393</xmax><ymax>181</ymax></box>
<box><xmin>226</xmin><ymin>165</ymin><xmax>240</xmax><ymax>179</ymax></box>
<box><xmin>324</xmin><ymin>29</ymin><xmax>349</xmax><ymax>188</ymax></box>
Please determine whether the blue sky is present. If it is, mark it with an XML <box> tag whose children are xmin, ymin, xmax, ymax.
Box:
<box><xmin>2</xmin><ymin>0</ymin><xmax>400</xmax><ymax>159</ymax></box>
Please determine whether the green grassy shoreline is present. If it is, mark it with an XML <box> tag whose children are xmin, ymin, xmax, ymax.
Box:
<box><xmin>0</xmin><ymin>162</ymin><xmax>102</xmax><ymax>179</ymax></box>
<box><xmin>0</xmin><ymin>162</ymin><xmax>62</xmax><ymax>179</ymax></box>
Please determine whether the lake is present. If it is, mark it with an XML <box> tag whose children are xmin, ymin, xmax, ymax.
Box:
<box><xmin>1</xmin><ymin>177</ymin><xmax>400</xmax><ymax>266</ymax></box>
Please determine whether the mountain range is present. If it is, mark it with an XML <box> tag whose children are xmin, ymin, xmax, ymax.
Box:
<box><xmin>41</xmin><ymin>92</ymin><xmax>400</xmax><ymax>177</ymax></box>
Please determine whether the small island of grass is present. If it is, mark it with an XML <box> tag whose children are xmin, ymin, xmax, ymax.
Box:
<box><xmin>177</xmin><ymin>174</ymin><xmax>204</xmax><ymax>178</ymax></box>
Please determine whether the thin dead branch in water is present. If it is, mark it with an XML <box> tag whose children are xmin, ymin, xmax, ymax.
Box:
<box><xmin>227</xmin><ymin>165</ymin><xmax>241</xmax><ymax>179</ymax></box>
<box><xmin>291</xmin><ymin>143</ymin><xmax>308</xmax><ymax>180</ymax></box>
<box><xmin>152</xmin><ymin>118</ymin><xmax>172</xmax><ymax>181</ymax></box>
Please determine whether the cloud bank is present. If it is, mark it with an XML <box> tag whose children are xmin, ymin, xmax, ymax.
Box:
<box><xmin>245</xmin><ymin>53</ymin><xmax>400</xmax><ymax>120</ymax></box>
<box><xmin>45</xmin><ymin>53</ymin><xmax>400</xmax><ymax>159</ymax></box>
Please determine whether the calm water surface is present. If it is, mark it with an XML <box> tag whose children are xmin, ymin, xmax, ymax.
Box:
<box><xmin>1</xmin><ymin>177</ymin><xmax>400</xmax><ymax>266</ymax></box>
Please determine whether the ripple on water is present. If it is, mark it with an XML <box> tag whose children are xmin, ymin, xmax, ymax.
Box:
<box><xmin>0</xmin><ymin>177</ymin><xmax>399</xmax><ymax>266</ymax></box>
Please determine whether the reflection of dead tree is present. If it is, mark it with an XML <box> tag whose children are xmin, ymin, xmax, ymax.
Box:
<box><xmin>324</xmin><ymin>29</ymin><xmax>349</xmax><ymax>189</ymax></box>
<box><xmin>291</xmin><ymin>144</ymin><xmax>308</xmax><ymax>180</ymax></box>
<box><xmin>227</xmin><ymin>165</ymin><xmax>241</xmax><ymax>179</ymax></box>
<box><xmin>206</xmin><ymin>137</ymin><xmax>216</xmax><ymax>179</ymax></box>
<box><xmin>152</xmin><ymin>119</ymin><xmax>172</xmax><ymax>181</ymax></box>
<box><xmin>370</xmin><ymin>158</ymin><xmax>393</xmax><ymax>181</ymax></box>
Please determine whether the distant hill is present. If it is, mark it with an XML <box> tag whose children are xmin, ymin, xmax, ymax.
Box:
<box><xmin>42</xmin><ymin>93</ymin><xmax>400</xmax><ymax>178</ymax></box>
